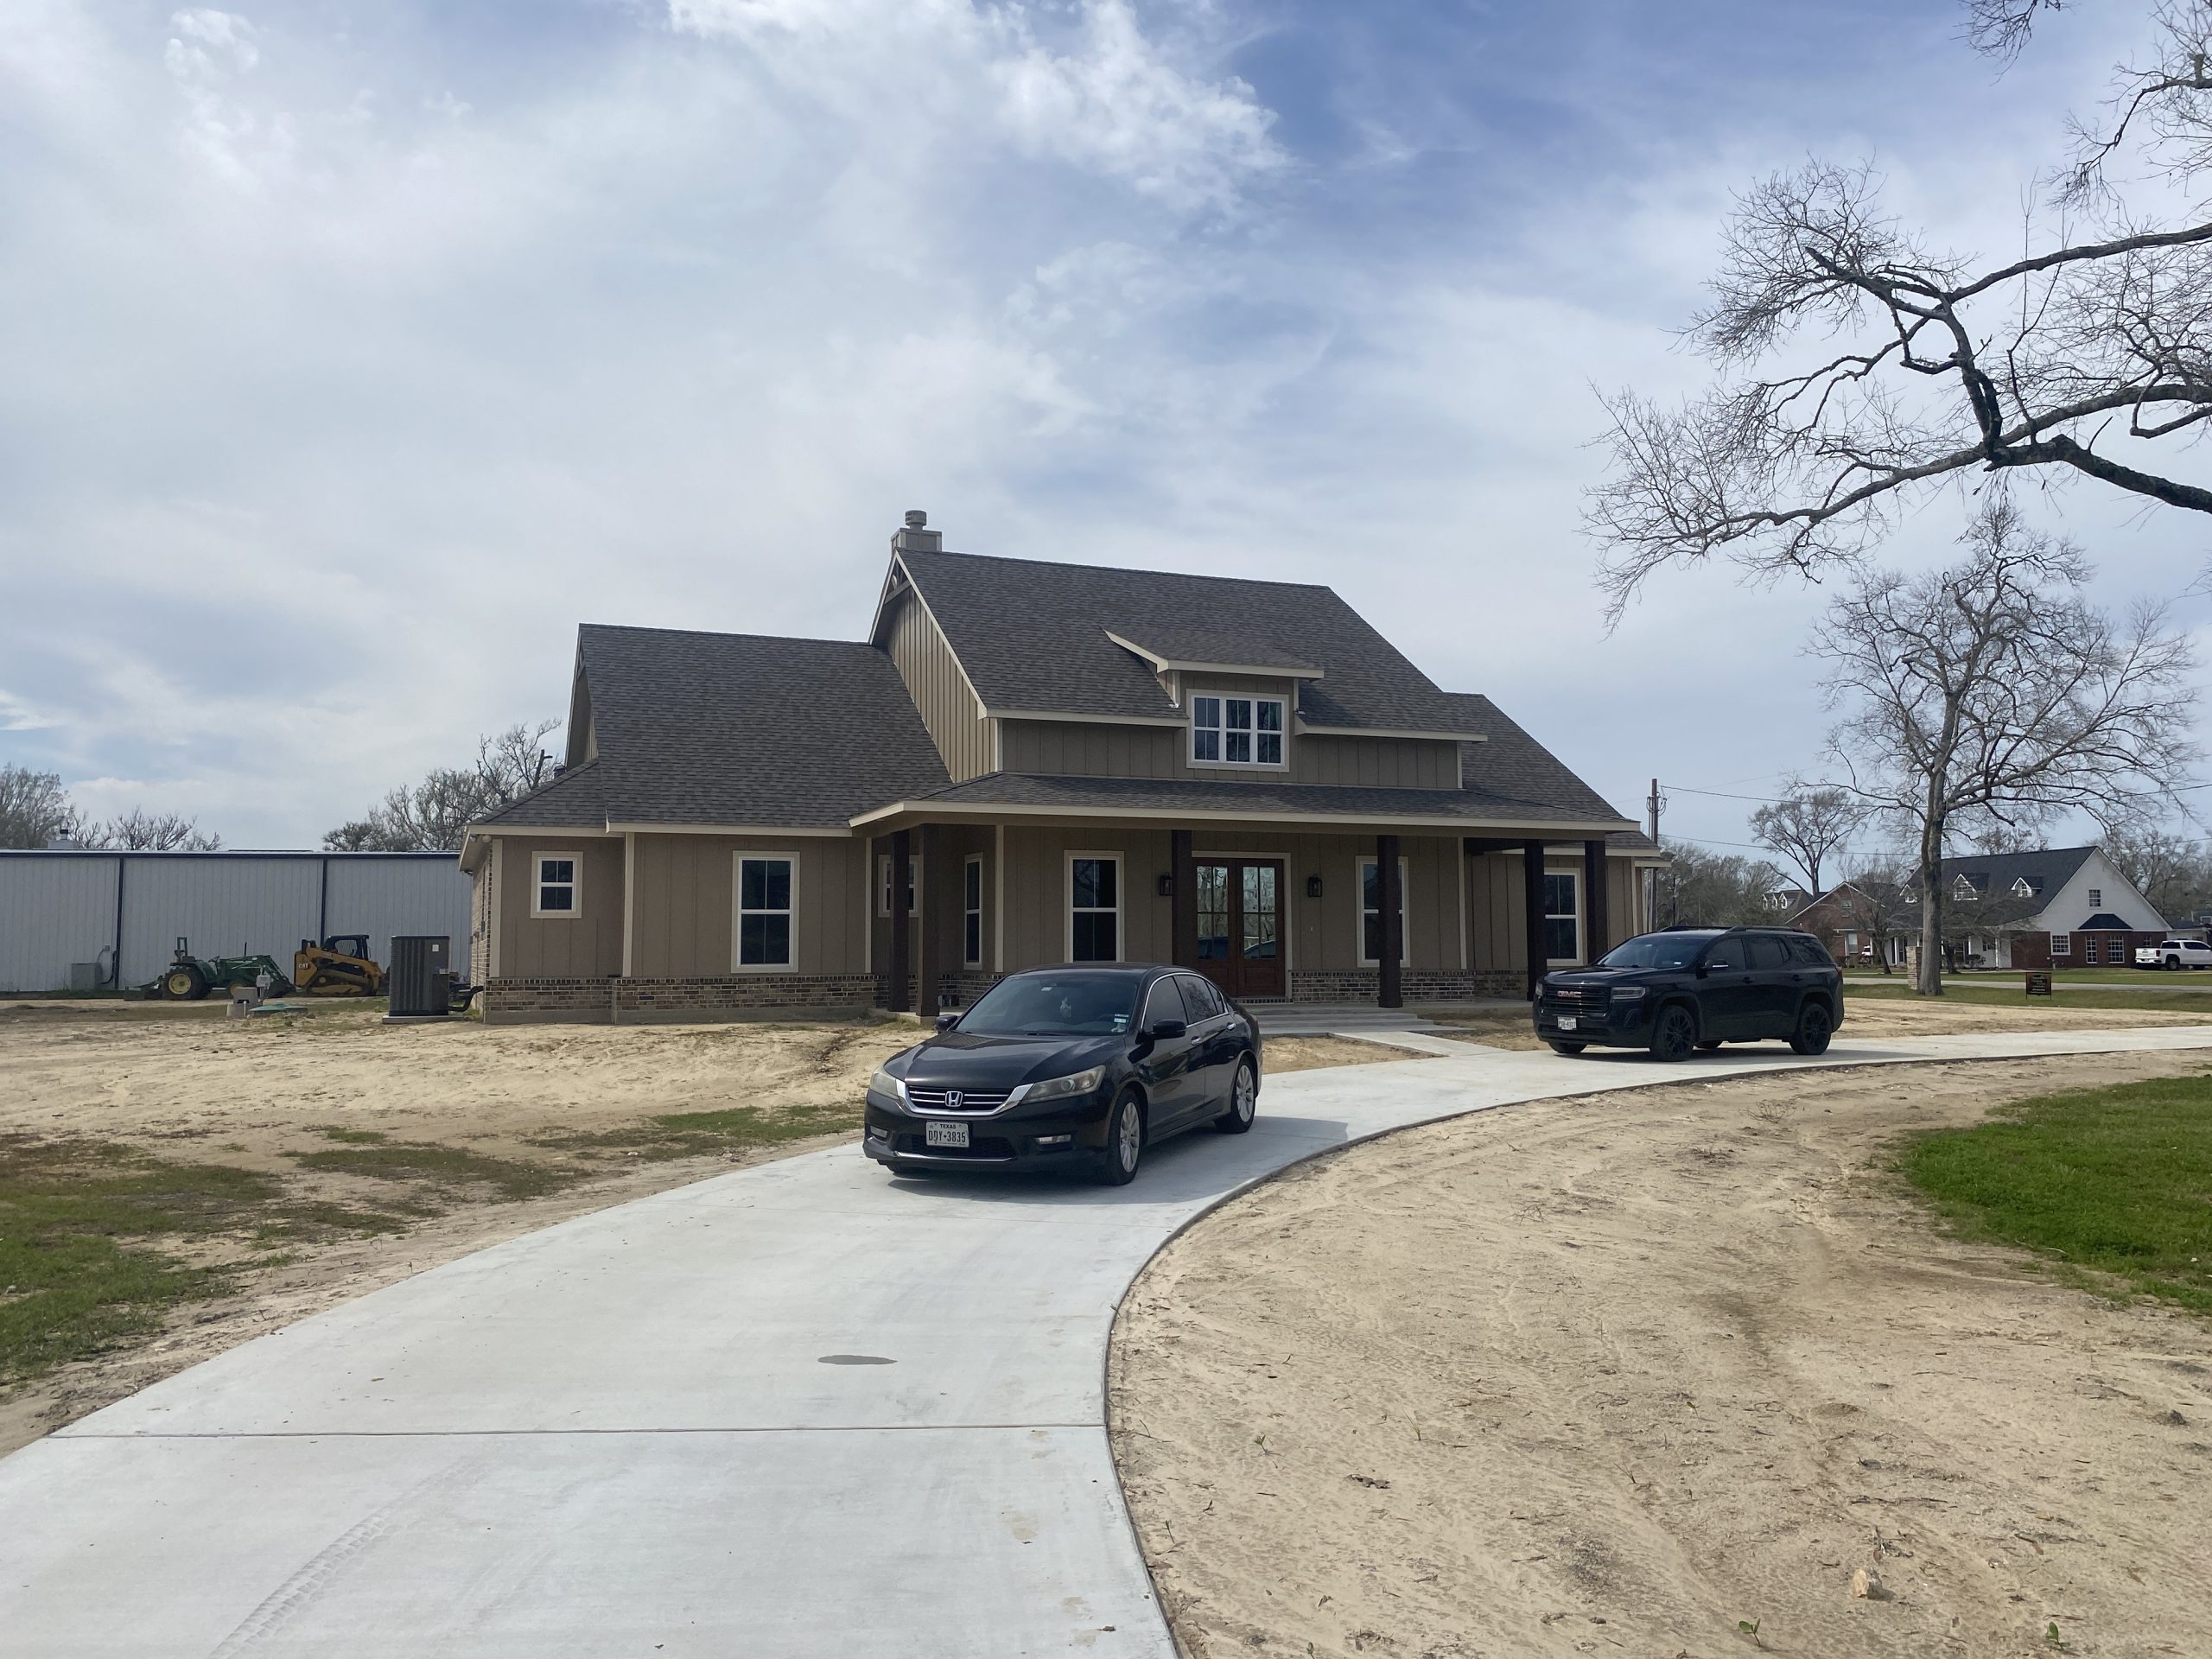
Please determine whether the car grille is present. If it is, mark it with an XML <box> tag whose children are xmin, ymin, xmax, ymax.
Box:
<box><xmin>905</xmin><ymin>1087</ymin><xmax>1013</xmax><ymax>1114</ymax></box>
<box><xmin>1541</xmin><ymin>985</ymin><xmax>1610</xmax><ymax>1015</ymax></box>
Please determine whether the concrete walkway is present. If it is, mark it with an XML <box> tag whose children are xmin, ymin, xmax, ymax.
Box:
<box><xmin>6</xmin><ymin>1026</ymin><xmax>2212</xmax><ymax>1656</ymax></box>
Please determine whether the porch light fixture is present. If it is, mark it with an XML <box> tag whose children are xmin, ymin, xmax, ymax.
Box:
<box><xmin>1306</xmin><ymin>874</ymin><xmax>1324</xmax><ymax>899</ymax></box>
<box><xmin>1157</xmin><ymin>872</ymin><xmax>1173</xmax><ymax>898</ymax></box>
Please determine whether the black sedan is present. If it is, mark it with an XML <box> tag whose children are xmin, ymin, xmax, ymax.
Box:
<box><xmin>863</xmin><ymin>964</ymin><xmax>1262</xmax><ymax>1184</ymax></box>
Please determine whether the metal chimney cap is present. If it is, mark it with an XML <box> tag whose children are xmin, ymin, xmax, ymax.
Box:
<box><xmin>904</xmin><ymin>509</ymin><xmax>928</xmax><ymax>529</ymax></box>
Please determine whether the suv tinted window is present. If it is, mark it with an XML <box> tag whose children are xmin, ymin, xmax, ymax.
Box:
<box><xmin>1747</xmin><ymin>936</ymin><xmax>1790</xmax><ymax>969</ymax></box>
<box><xmin>1786</xmin><ymin>935</ymin><xmax>1832</xmax><ymax>967</ymax></box>
<box><xmin>1704</xmin><ymin>936</ymin><xmax>1748</xmax><ymax>970</ymax></box>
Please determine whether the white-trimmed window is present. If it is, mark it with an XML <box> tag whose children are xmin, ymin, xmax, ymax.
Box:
<box><xmin>1069</xmin><ymin>854</ymin><xmax>1121</xmax><ymax>962</ymax></box>
<box><xmin>2052</xmin><ymin>933</ymin><xmax>2070</xmax><ymax>956</ymax></box>
<box><xmin>533</xmin><ymin>854</ymin><xmax>579</xmax><ymax>918</ymax></box>
<box><xmin>2088</xmin><ymin>887</ymin><xmax>2102</xmax><ymax>908</ymax></box>
<box><xmin>1191</xmin><ymin>694</ymin><xmax>1285</xmax><ymax>766</ymax></box>
<box><xmin>1357</xmin><ymin>856</ymin><xmax>1408</xmax><ymax>966</ymax></box>
<box><xmin>735</xmin><ymin>855</ymin><xmax>795</xmax><ymax>969</ymax></box>
<box><xmin>877</xmin><ymin>855</ymin><xmax>917</xmax><ymax>918</ymax></box>
<box><xmin>1542</xmin><ymin>868</ymin><xmax>1582</xmax><ymax>964</ymax></box>
<box><xmin>963</xmin><ymin>855</ymin><xmax>983</xmax><ymax>967</ymax></box>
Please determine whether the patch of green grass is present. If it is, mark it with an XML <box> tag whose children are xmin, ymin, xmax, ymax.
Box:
<box><xmin>1903</xmin><ymin>1071</ymin><xmax>2212</xmax><ymax>1315</ymax></box>
<box><xmin>0</xmin><ymin>1136</ymin><xmax>279</xmax><ymax>1382</ymax></box>
<box><xmin>289</xmin><ymin>1141</ymin><xmax>574</xmax><ymax>1202</ymax></box>
<box><xmin>1847</xmin><ymin>982</ymin><xmax>2212</xmax><ymax>1016</ymax></box>
<box><xmin>310</xmin><ymin>1127</ymin><xmax>390</xmax><ymax>1145</ymax></box>
<box><xmin>534</xmin><ymin>1101</ymin><xmax>858</xmax><ymax>1162</ymax></box>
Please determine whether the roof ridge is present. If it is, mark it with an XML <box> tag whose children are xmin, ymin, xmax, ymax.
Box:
<box><xmin>903</xmin><ymin>545</ymin><xmax>1338</xmax><ymax>596</ymax></box>
<box><xmin>581</xmin><ymin>623</ymin><xmax>881</xmax><ymax>651</ymax></box>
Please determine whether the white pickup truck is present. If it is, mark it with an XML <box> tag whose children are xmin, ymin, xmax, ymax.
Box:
<box><xmin>2134</xmin><ymin>938</ymin><xmax>2212</xmax><ymax>969</ymax></box>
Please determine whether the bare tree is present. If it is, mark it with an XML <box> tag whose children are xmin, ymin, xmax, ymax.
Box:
<box><xmin>1656</xmin><ymin>843</ymin><xmax>1788</xmax><ymax>927</ymax></box>
<box><xmin>1811</xmin><ymin>497</ymin><xmax>2198</xmax><ymax>994</ymax></box>
<box><xmin>1827</xmin><ymin>863</ymin><xmax>1918</xmax><ymax>973</ymax></box>
<box><xmin>2106</xmin><ymin>823</ymin><xmax>2212</xmax><ymax>918</ymax></box>
<box><xmin>84</xmin><ymin>808</ymin><xmax>221</xmax><ymax>852</ymax></box>
<box><xmin>1587</xmin><ymin>1</ymin><xmax>2212</xmax><ymax>620</ymax></box>
<box><xmin>0</xmin><ymin>763</ymin><xmax>84</xmax><ymax>849</ymax></box>
<box><xmin>323</xmin><ymin>721</ymin><xmax>561</xmax><ymax>853</ymax></box>
<box><xmin>1749</xmin><ymin>786</ymin><xmax>1869</xmax><ymax>894</ymax></box>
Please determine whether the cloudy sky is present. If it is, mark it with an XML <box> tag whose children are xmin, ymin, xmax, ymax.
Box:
<box><xmin>3</xmin><ymin>0</ymin><xmax>2207</xmax><ymax>860</ymax></box>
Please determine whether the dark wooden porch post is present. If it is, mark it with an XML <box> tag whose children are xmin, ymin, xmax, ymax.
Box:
<box><xmin>1377</xmin><ymin>833</ymin><xmax>1403</xmax><ymax>1010</ymax></box>
<box><xmin>1522</xmin><ymin>839</ymin><xmax>1548</xmax><ymax>1000</ymax></box>
<box><xmin>887</xmin><ymin>827</ymin><xmax>912</xmax><ymax>1013</ymax></box>
<box><xmin>1171</xmin><ymin>830</ymin><xmax>1197</xmax><ymax>969</ymax></box>
<box><xmin>1583</xmin><ymin>840</ymin><xmax>1610</xmax><ymax>965</ymax></box>
<box><xmin>916</xmin><ymin>823</ymin><xmax>941</xmax><ymax>1014</ymax></box>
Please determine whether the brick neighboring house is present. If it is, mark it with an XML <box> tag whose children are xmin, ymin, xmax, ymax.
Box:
<box><xmin>1790</xmin><ymin>847</ymin><xmax>2168</xmax><ymax>971</ymax></box>
<box><xmin>461</xmin><ymin>512</ymin><xmax>1668</xmax><ymax>1024</ymax></box>
<box><xmin>1788</xmin><ymin>880</ymin><xmax>1911</xmax><ymax>969</ymax></box>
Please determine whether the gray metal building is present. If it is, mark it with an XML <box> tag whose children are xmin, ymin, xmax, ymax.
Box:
<box><xmin>0</xmin><ymin>851</ymin><xmax>472</xmax><ymax>995</ymax></box>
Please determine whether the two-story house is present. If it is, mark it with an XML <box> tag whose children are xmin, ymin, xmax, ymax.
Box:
<box><xmin>461</xmin><ymin>514</ymin><xmax>1662</xmax><ymax>1023</ymax></box>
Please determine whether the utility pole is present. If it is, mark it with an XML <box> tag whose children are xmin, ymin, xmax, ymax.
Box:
<box><xmin>1645</xmin><ymin>778</ymin><xmax>1662</xmax><ymax>931</ymax></box>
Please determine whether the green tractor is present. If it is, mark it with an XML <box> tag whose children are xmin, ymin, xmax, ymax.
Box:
<box><xmin>148</xmin><ymin>938</ymin><xmax>296</xmax><ymax>1001</ymax></box>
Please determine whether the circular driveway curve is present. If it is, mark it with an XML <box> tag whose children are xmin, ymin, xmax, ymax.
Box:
<box><xmin>4</xmin><ymin>1027</ymin><xmax>2210</xmax><ymax>1656</ymax></box>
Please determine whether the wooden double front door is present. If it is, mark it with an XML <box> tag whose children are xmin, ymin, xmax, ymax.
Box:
<box><xmin>1193</xmin><ymin>859</ymin><xmax>1285</xmax><ymax>1000</ymax></box>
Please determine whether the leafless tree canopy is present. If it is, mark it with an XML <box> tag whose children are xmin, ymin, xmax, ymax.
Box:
<box><xmin>1810</xmin><ymin>497</ymin><xmax>2199</xmax><ymax>990</ymax></box>
<box><xmin>1748</xmin><ymin>785</ymin><xmax>1869</xmax><ymax>894</ymax></box>
<box><xmin>1588</xmin><ymin>1</ymin><xmax>2212</xmax><ymax>620</ymax></box>
<box><xmin>0</xmin><ymin>763</ymin><xmax>82</xmax><ymax>849</ymax></box>
<box><xmin>2106</xmin><ymin>822</ymin><xmax>2212</xmax><ymax>916</ymax></box>
<box><xmin>323</xmin><ymin>721</ymin><xmax>561</xmax><ymax>853</ymax></box>
<box><xmin>84</xmin><ymin>808</ymin><xmax>220</xmax><ymax>851</ymax></box>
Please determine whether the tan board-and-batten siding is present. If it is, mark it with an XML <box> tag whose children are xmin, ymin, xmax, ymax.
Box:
<box><xmin>999</xmin><ymin>717</ymin><xmax>1457</xmax><ymax>788</ymax></box>
<box><xmin>880</xmin><ymin>586</ymin><xmax>993</xmax><ymax>783</ymax></box>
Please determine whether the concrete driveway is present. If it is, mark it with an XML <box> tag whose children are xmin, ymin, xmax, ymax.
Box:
<box><xmin>5</xmin><ymin>1026</ymin><xmax>2211</xmax><ymax>1656</ymax></box>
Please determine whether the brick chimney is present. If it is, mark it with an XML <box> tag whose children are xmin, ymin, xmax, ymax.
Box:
<box><xmin>891</xmin><ymin>509</ymin><xmax>942</xmax><ymax>554</ymax></box>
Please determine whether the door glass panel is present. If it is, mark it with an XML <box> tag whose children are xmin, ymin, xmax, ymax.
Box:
<box><xmin>1747</xmin><ymin>936</ymin><xmax>1789</xmax><ymax>969</ymax></box>
<box><xmin>1241</xmin><ymin>864</ymin><xmax>1279</xmax><ymax>961</ymax></box>
<box><xmin>1195</xmin><ymin>864</ymin><xmax>1230</xmax><ymax>961</ymax></box>
<box><xmin>1704</xmin><ymin>937</ymin><xmax>1747</xmax><ymax>969</ymax></box>
<box><xmin>1176</xmin><ymin>975</ymin><xmax>1219</xmax><ymax>1022</ymax></box>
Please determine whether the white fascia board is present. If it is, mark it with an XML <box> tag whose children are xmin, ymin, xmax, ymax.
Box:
<box><xmin>983</xmin><ymin>708</ymin><xmax>1188</xmax><ymax>729</ymax></box>
<box><xmin>605</xmin><ymin>822</ymin><xmax>854</xmax><ymax>837</ymax></box>
<box><xmin>849</xmin><ymin>798</ymin><xmax>1637</xmax><ymax>835</ymax></box>
<box><xmin>1297</xmin><ymin>721</ymin><xmax>1489</xmax><ymax>742</ymax></box>
<box><xmin>1102</xmin><ymin>632</ymin><xmax>1325</xmax><ymax>681</ymax></box>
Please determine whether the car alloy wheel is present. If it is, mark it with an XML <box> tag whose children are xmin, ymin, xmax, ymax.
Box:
<box><xmin>1095</xmin><ymin>1090</ymin><xmax>1145</xmax><ymax>1185</ymax></box>
<box><xmin>1214</xmin><ymin>1059</ymin><xmax>1258</xmax><ymax>1133</ymax></box>
<box><xmin>1650</xmin><ymin>1005</ymin><xmax>1696</xmax><ymax>1062</ymax></box>
<box><xmin>1789</xmin><ymin>1002</ymin><xmax>1833</xmax><ymax>1056</ymax></box>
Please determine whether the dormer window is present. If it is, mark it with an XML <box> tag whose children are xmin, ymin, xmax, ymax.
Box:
<box><xmin>1192</xmin><ymin>695</ymin><xmax>1284</xmax><ymax>766</ymax></box>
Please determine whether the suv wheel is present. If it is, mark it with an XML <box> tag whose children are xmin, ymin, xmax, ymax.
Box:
<box><xmin>1649</xmin><ymin>1004</ymin><xmax>1697</xmax><ymax>1062</ymax></box>
<box><xmin>1548</xmin><ymin>1039</ymin><xmax>1586</xmax><ymax>1055</ymax></box>
<box><xmin>1789</xmin><ymin>1001</ymin><xmax>1833</xmax><ymax>1056</ymax></box>
<box><xmin>1095</xmin><ymin>1089</ymin><xmax>1145</xmax><ymax>1185</ymax></box>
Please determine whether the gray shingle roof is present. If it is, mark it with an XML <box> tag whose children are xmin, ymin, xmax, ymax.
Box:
<box><xmin>485</xmin><ymin>626</ymin><xmax>949</xmax><ymax>830</ymax></box>
<box><xmin>1104</xmin><ymin>626</ymin><xmax>1319</xmax><ymax>674</ymax></box>
<box><xmin>893</xmin><ymin>549</ymin><xmax>1478</xmax><ymax>733</ymax></box>
<box><xmin>477</xmin><ymin>759</ymin><xmax>614</xmax><ymax>829</ymax></box>
<box><xmin>1447</xmin><ymin>695</ymin><xmax>1633</xmax><ymax>827</ymax></box>
<box><xmin>1925</xmin><ymin>847</ymin><xmax>2096</xmax><ymax>896</ymax></box>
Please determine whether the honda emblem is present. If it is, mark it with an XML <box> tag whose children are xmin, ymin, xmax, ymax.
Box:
<box><xmin>944</xmin><ymin>1090</ymin><xmax>963</xmax><ymax>1111</ymax></box>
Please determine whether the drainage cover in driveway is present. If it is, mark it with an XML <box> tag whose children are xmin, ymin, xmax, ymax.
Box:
<box><xmin>817</xmin><ymin>1354</ymin><xmax>895</xmax><ymax>1365</ymax></box>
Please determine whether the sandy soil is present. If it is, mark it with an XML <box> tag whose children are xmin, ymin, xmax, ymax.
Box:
<box><xmin>1111</xmin><ymin>1051</ymin><xmax>2212</xmax><ymax>1659</ymax></box>
<box><xmin>0</xmin><ymin>1005</ymin><xmax>1386</xmax><ymax>1454</ymax></box>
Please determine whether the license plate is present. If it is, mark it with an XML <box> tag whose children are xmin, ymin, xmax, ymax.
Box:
<box><xmin>925</xmin><ymin>1121</ymin><xmax>970</xmax><ymax>1149</ymax></box>
<box><xmin>1555</xmin><ymin>1015</ymin><xmax>1577</xmax><ymax>1031</ymax></box>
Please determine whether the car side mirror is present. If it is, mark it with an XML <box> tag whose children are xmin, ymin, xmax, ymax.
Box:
<box><xmin>1694</xmin><ymin>961</ymin><xmax>1711</xmax><ymax>977</ymax></box>
<box><xmin>1147</xmin><ymin>1019</ymin><xmax>1188</xmax><ymax>1040</ymax></box>
<box><xmin>934</xmin><ymin>1012</ymin><xmax>958</xmax><ymax>1032</ymax></box>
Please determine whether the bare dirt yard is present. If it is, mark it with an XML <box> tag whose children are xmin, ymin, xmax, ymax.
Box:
<box><xmin>0</xmin><ymin>1001</ymin><xmax>1395</xmax><ymax>1456</ymax></box>
<box><xmin>1111</xmin><ymin>1051</ymin><xmax>2212</xmax><ymax>1659</ymax></box>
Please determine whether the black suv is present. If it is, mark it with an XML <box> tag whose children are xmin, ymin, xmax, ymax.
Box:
<box><xmin>1535</xmin><ymin>927</ymin><xmax>1844</xmax><ymax>1060</ymax></box>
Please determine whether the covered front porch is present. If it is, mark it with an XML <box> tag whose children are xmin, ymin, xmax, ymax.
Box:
<box><xmin>863</xmin><ymin>810</ymin><xmax>1651</xmax><ymax>1015</ymax></box>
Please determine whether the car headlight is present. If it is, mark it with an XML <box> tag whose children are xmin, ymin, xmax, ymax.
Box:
<box><xmin>868</xmin><ymin>1065</ymin><xmax>907</xmax><ymax>1103</ymax></box>
<box><xmin>1611</xmin><ymin>985</ymin><xmax>1648</xmax><ymax>1001</ymax></box>
<box><xmin>1021</xmin><ymin>1065</ymin><xmax>1108</xmax><ymax>1103</ymax></box>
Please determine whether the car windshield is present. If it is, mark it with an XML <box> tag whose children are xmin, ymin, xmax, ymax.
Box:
<box><xmin>957</xmin><ymin>972</ymin><xmax>1141</xmax><ymax>1037</ymax></box>
<box><xmin>1597</xmin><ymin>932</ymin><xmax>1719</xmax><ymax>970</ymax></box>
